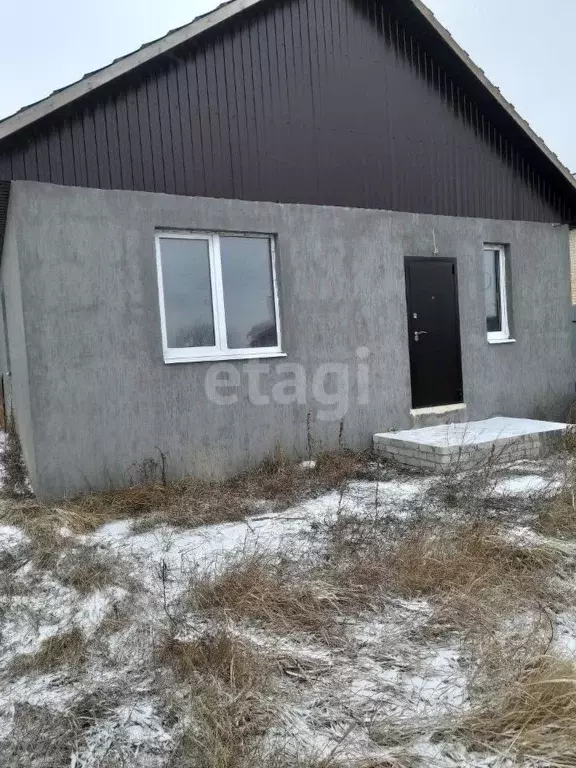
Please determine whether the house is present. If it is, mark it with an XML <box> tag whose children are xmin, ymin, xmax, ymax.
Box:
<box><xmin>0</xmin><ymin>0</ymin><xmax>574</xmax><ymax>499</ymax></box>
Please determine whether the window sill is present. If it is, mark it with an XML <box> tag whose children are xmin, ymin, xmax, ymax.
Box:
<box><xmin>410</xmin><ymin>403</ymin><xmax>467</xmax><ymax>416</ymax></box>
<box><xmin>487</xmin><ymin>338</ymin><xmax>516</xmax><ymax>345</ymax></box>
<box><xmin>164</xmin><ymin>351</ymin><xmax>287</xmax><ymax>364</ymax></box>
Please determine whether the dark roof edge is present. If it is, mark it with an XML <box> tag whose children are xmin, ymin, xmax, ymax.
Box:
<box><xmin>409</xmin><ymin>0</ymin><xmax>576</xmax><ymax>194</ymax></box>
<box><xmin>0</xmin><ymin>0</ymin><xmax>262</xmax><ymax>140</ymax></box>
<box><xmin>0</xmin><ymin>0</ymin><xmax>574</xmax><ymax>198</ymax></box>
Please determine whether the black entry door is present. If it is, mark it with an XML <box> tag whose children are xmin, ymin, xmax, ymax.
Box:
<box><xmin>405</xmin><ymin>258</ymin><xmax>464</xmax><ymax>409</ymax></box>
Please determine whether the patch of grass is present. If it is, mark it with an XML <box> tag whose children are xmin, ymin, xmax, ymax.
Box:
<box><xmin>387</xmin><ymin>522</ymin><xmax>557</xmax><ymax>598</ymax></box>
<box><xmin>188</xmin><ymin>554</ymin><xmax>342</xmax><ymax>640</ymax></box>
<box><xmin>173</xmin><ymin>681</ymin><xmax>271</xmax><ymax>768</ymax></box>
<box><xmin>135</xmin><ymin>449</ymin><xmax>377</xmax><ymax>533</ymax></box>
<box><xmin>0</xmin><ymin>502</ymin><xmax>69</xmax><ymax>570</ymax></box>
<box><xmin>461</xmin><ymin>654</ymin><xmax>576</xmax><ymax>762</ymax></box>
<box><xmin>66</xmin><ymin>481</ymin><xmax>186</xmax><ymax>528</ymax></box>
<box><xmin>69</xmin><ymin>686</ymin><xmax>124</xmax><ymax>730</ymax></box>
<box><xmin>162</xmin><ymin>626</ymin><xmax>359</xmax><ymax>767</ymax></box>
<box><xmin>426</xmin><ymin>450</ymin><xmax>505</xmax><ymax>515</ymax></box>
<box><xmin>0</xmin><ymin>449</ymin><xmax>380</xmax><ymax>540</ymax></box>
<box><xmin>2</xmin><ymin>415</ymin><xmax>30</xmax><ymax>498</ymax></box>
<box><xmin>10</xmin><ymin>628</ymin><xmax>86</xmax><ymax>677</ymax></box>
<box><xmin>160</xmin><ymin>629</ymin><xmax>266</xmax><ymax>690</ymax></box>
<box><xmin>0</xmin><ymin>703</ymin><xmax>78</xmax><ymax>767</ymax></box>
<box><xmin>165</xmin><ymin>627</ymin><xmax>275</xmax><ymax>768</ymax></box>
<box><xmin>98</xmin><ymin>596</ymin><xmax>136</xmax><ymax>637</ymax></box>
<box><xmin>537</xmin><ymin>492</ymin><xmax>576</xmax><ymax>538</ymax></box>
<box><xmin>0</xmin><ymin>689</ymin><xmax>126</xmax><ymax>766</ymax></box>
<box><xmin>56</xmin><ymin>546</ymin><xmax>126</xmax><ymax>594</ymax></box>
<box><xmin>324</xmin><ymin>519</ymin><xmax>561</xmax><ymax>631</ymax></box>
<box><xmin>121</xmin><ymin>449</ymin><xmax>375</xmax><ymax>532</ymax></box>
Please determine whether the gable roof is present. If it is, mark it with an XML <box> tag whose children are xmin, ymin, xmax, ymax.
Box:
<box><xmin>0</xmin><ymin>0</ymin><xmax>574</xmax><ymax>198</ymax></box>
<box><xmin>0</xmin><ymin>0</ymin><xmax>259</xmax><ymax>142</ymax></box>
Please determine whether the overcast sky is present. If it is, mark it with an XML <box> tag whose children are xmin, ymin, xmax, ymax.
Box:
<box><xmin>2</xmin><ymin>0</ymin><xmax>574</xmax><ymax>170</ymax></box>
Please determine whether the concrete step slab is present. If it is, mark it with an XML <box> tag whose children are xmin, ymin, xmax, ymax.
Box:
<box><xmin>374</xmin><ymin>416</ymin><xmax>568</xmax><ymax>470</ymax></box>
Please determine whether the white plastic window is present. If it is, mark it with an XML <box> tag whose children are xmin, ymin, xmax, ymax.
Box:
<box><xmin>155</xmin><ymin>231</ymin><xmax>282</xmax><ymax>363</ymax></box>
<box><xmin>483</xmin><ymin>244</ymin><xmax>510</xmax><ymax>342</ymax></box>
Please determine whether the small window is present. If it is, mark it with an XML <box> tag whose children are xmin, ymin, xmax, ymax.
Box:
<box><xmin>155</xmin><ymin>231</ymin><xmax>282</xmax><ymax>363</ymax></box>
<box><xmin>483</xmin><ymin>244</ymin><xmax>510</xmax><ymax>341</ymax></box>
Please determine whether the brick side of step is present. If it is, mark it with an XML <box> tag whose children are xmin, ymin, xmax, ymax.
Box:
<box><xmin>374</xmin><ymin>429</ymin><xmax>562</xmax><ymax>470</ymax></box>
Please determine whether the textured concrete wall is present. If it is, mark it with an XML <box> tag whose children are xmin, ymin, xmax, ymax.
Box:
<box><xmin>0</xmin><ymin>193</ymin><xmax>36</xmax><ymax>485</ymax></box>
<box><xmin>570</xmin><ymin>229</ymin><xmax>576</xmax><ymax>362</ymax></box>
<box><xmin>4</xmin><ymin>181</ymin><xmax>573</xmax><ymax>498</ymax></box>
<box><xmin>570</xmin><ymin>229</ymin><xmax>576</xmax><ymax>303</ymax></box>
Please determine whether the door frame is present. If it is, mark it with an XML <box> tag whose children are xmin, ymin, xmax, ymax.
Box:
<box><xmin>404</xmin><ymin>256</ymin><xmax>464</xmax><ymax>409</ymax></box>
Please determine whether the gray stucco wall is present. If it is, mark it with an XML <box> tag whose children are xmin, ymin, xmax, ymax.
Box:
<box><xmin>3</xmin><ymin>181</ymin><xmax>573</xmax><ymax>499</ymax></box>
<box><xmin>0</xmin><ymin>190</ymin><xmax>36</xmax><ymax>485</ymax></box>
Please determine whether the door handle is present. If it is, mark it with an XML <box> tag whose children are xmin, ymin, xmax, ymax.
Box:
<box><xmin>414</xmin><ymin>331</ymin><xmax>428</xmax><ymax>342</ymax></box>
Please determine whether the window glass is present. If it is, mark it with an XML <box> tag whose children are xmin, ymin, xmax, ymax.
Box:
<box><xmin>220</xmin><ymin>236</ymin><xmax>278</xmax><ymax>349</ymax></box>
<box><xmin>160</xmin><ymin>238</ymin><xmax>215</xmax><ymax>348</ymax></box>
<box><xmin>484</xmin><ymin>248</ymin><xmax>501</xmax><ymax>333</ymax></box>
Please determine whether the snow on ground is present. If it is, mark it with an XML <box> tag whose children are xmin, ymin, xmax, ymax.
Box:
<box><xmin>0</xmin><ymin>455</ymin><xmax>574</xmax><ymax>766</ymax></box>
<box><xmin>492</xmin><ymin>473</ymin><xmax>557</xmax><ymax>496</ymax></box>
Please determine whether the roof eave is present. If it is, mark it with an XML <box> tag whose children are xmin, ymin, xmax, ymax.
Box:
<box><xmin>0</xmin><ymin>0</ymin><xmax>265</xmax><ymax>142</ymax></box>
<box><xmin>1</xmin><ymin>0</ymin><xmax>574</xmax><ymax>199</ymax></box>
<box><xmin>408</xmin><ymin>0</ymin><xmax>576</xmax><ymax>195</ymax></box>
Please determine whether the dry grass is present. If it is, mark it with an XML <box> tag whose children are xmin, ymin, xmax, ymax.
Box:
<box><xmin>461</xmin><ymin>654</ymin><xmax>576</xmax><ymax>762</ymax></box>
<box><xmin>56</xmin><ymin>545</ymin><xmax>126</xmax><ymax>594</ymax></box>
<box><xmin>186</xmin><ymin>515</ymin><xmax>562</xmax><ymax>647</ymax></box>
<box><xmin>134</xmin><ymin>449</ymin><xmax>376</xmax><ymax>532</ymax></box>
<box><xmin>165</xmin><ymin>628</ymin><xmax>275</xmax><ymax>768</ymax></box>
<box><xmin>98</xmin><ymin>595</ymin><xmax>138</xmax><ymax>637</ymax></box>
<box><xmin>0</xmin><ymin>688</ymin><xmax>127</xmax><ymax>767</ymax></box>
<box><xmin>4</xmin><ymin>440</ymin><xmax>575</xmax><ymax>766</ymax></box>
<box><xmin>173</xmin><ymin>682</ymin><xmax>272</xmax><ymax>768</ymax></box>
<box><xmin>538</xmin><ymin>491</ymin><xmax>576</xmax><ymax>538</ymax></box>
<box><xmin>387</xmin><ymin>522</ymin><xmax>557</xmax><ymax>598</ymax></box>
<box><xmin>0</xmin><ymin>505</ymin><xmax>132</xmax><ymax>583</ymax></box>
<box><xmin>2</xmin><ymin>415</ymin><xmax>30</xmax><ymax>498</ymax></box>
<box><xmin>10</xmin><ymin>628</ymin><xmax>86</xmax><ymax>677</ymax></box>
<box><xmin>323</xmin><ymin>518</ymin><xmax>561</xmax><ymax>633</ymax></box>
<box><xmin>0</xmin><ymin>703</ymin><xmax>80</xmax><ymax>767</ymax></box>
<box><xmin>0</xmin><ymin>502</ymin><xmax>70</xmax><ymax>570</ymax></box>
<box><xmin>424</xmin><ymin>441</ymin><xmax>513</xmax><ymax>516</ymax></box>
<box><xmin>535</xmin><ymin>424</ymin><xmax>576</xmax><ymax>538</ymax></box>
<box><xmin>69</xmin><ymin>686</ymin><xmax>124</xmax><ymax>729</ymax></box>
<box><xmin>160</xmin><ymin>629</ymin><xmax>267</xmax><ymax>690</ymax></box>
<box><xmin>0</xmin><ymin>449</ymin><xmax>377</xmax><ymax>538</ymax></box>
<box><xmin>171</xmin><ymin>675</ymin><xmax>342</xmax><ymax>768</ymax></box>
<box><xmin>188</xmin><ymin>554</ymin><xmax>343</xmax><ymax>639</ymax></box>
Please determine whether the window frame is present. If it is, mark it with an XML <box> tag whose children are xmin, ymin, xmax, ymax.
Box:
<box><xmin>155</xmin><ymin>230</ymin><xmax>284</xmax><ymax>364</ymax></box>
<box><xmin>484</xmin><ymin>244</ymin><xmax>510</xmax><ymax>343</ymax></box>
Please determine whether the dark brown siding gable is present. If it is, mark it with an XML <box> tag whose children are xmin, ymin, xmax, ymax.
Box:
<box><xmin>0</xmin><ymin>0</ymin><xmax>573</xmax><ymax>222</ymax></box>
<box><xmin>0</xmin><ymin>182</ymin><xmax>10</xmax><ymax>251</ymax></box>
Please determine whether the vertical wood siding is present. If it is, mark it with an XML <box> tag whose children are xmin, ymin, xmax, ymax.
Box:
<box><xmin>0</xmin><ymin>0</ymin><xmax>573</xmax><ymax>222</ymax></box>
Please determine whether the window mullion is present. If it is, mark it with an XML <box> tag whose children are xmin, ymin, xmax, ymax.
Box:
<box><xmin>211</xmin><ymin>234</ymin><xmax>228</xmax><ymax>351</ymax></box>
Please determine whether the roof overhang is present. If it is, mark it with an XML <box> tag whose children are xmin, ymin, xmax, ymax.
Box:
<box><xmin>0</xmin><ymin>0</ymin><xmax>264</xmax><ymax>141</ymax></box>
<box><xmin>408</xmin><ymin>0</ymin><xmax>576</xmax><ymax>195</ymax></box>
<box><xmin>1</xmin><ymin>0</ymin><xmax>575</xmax><ymax>198</ymax></box>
